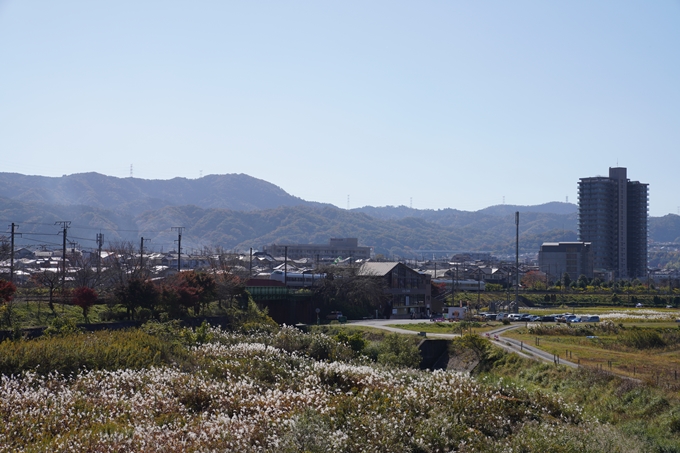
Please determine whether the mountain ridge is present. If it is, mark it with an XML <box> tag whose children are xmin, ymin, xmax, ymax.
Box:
<box><xmin>0</xmin><ymin>172</ymin><xmax>329</xmax><ymax>215</ymax></box>
<box><xmin>0</xmin><ymin>173</ymin><xmax>677</xmax><ymax>258</ymax></box>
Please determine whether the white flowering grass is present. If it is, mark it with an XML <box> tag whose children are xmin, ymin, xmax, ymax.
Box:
<box><xmin>597</xmin><ymin>309</ymin><xmax>677</xmax><ymax>321</ymax></box>
<box><xmin>0</xmin><ymin>327</ymin><xmax>636</xmax><ymax>452</ymax></box>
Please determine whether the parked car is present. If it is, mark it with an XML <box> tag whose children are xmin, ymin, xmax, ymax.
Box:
<box><xmin>556</xmin><ymin>313</ymin><xmax>577</xmax><ymax>323</ymax></box>
<box><xmin>540</xmin><ymin>315</ymin><xmax>556</xmax><ymax>322</ymax></box>
<box><xmin>496</xmin><ymin>313</ymin><xmax>510</xmax><ymax>321</ymax></box>
<box><xmin>326</xmin><ymin>311</ymin><xmax>343</xmax><ymax>320</ymax></box>
<box><xmin>580</xmin><ymin>315</ymin><xmax>600</xmax><ymax>323</ymax></box>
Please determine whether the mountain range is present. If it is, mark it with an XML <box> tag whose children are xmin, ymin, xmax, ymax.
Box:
<box><xmin>0</xmin><ymin>172</ymin><xmax>678</xmax><ymax>258</ymax></box>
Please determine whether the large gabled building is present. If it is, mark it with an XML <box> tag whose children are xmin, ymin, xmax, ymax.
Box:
<box><xmin>578</xmin><ymin>167</ymin><xmax>648</xmax><ymax>279</ymax></box>
<box><xmin>358</xmin><ymin>262</ymin><xmax>436</xmax><ymax>318</ymax></box>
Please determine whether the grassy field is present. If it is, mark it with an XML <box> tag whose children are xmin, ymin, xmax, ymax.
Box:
<box><xmin>504</xmin><ymin>319</ymin><xmax>680</xmax><ymax>387</ymax></box>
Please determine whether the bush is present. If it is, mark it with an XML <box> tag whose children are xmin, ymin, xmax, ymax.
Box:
<box><xmin>376</xmin><ymin>333</ymin><xmax>421</xmax><ymax>368</ymax></box>
<box><xmin>619</xmin><ymin>329</ymin><xmax>666</xmax><ymax>349</ymax></box>
<box><xmin>335</xmin><ymin>330</ymin><xmax>366</xmax><ymax>353</ymax></box>
<box><xmin>0</xmin><ymin>328</ymin><xmax>190</xmax><ymax>375</ymax></box>
<box><xmin>136</xmin><ymin>307</ymin><xmax>152</xmax><ymax>322</ymax></box>
<box><xmin>268</xmin><ymin>326</ymin><xmax>355</xmax><ymax>362</ymax></box>
<box><xmin>43</xmin><ymin>316</ymin><xmax>82</xmax><ymax>337</ymax></box>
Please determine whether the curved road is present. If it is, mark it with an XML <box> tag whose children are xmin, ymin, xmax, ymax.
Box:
<box><xmin>349</xmin><ymin>319</ymin><xmax>578</xmax><ymax>368</ymax></box>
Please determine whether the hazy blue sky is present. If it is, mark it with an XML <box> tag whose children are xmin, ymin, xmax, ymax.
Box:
<box><xmin>1</xmin><ymin>1</ymin><xmax>678</xmax><ymax>216</ymax></box>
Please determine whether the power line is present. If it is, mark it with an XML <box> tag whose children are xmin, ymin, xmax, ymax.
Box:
<box><xmin>18</xmin><ymin>236</ymin><xmax>63</xmax><ymax>246</ymax></box>
<box><xmin>68</xmin><ymin>235</ymin><xmax>99</xmax><ymax>243</ymax></box>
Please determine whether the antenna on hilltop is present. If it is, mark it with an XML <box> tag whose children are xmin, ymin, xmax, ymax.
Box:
<box><xmin>566</xmin><ymin>196</ymin><xmax>569</xmax><ymax>203</ymax></box>
<box><xmin>347</xmin><ymin>195</ymin><xmax>350</xmax><ymax>210</ymax></box>
<box><xmin>199</xmin><ymin>170</ymin><xmax>203</xmax><ymax>178</ymax></box>
<box><xmin>130</xmin><ymin>164</ymin><xmax>133</xmax><ymax>178</ymax></box>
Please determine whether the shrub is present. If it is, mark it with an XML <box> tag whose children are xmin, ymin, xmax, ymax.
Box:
<box><xmin>619</xmin><ymin>329</ymin><xmax>666</xmax><ymax>349</ymax></box>
<box><xmin>0</xmin><ymin>328</ymin><xmax>190</xmax><ymax>375</ymax></box>
<box><xmin>43</xmin><ymin>316</ymin><xmax>82</xmax><ymax>337</ymax></box>
<box><xmin>335</xmin><ymin>330</ymin><xmax>366</xmax><ymax>353</ymax></box>
<box><xmin>136</xmin><ymin>307</ymin><xmax>152</xmax><ymax>322</ymax></box>
<box><xmin>376</xmin><ymin>333</ymin><xmax>421</xmax><ymax>368</ymax></box>
<box><xmin>453</xmin><ymin>334</ymin><xmax>491</xmax><ymax>363</ymax></box>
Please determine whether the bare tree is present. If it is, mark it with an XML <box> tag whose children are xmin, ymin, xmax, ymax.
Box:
<box><xmin>313</xmin><ymin>266</ymin><xmax>388</xmax><ymax>317</ymax></box>
<box><xmin>32</xmin><ymin>270</ymin><xmax>61</xmax><ymax>314</ymax></box>
<box><xmin>0</xmin><ymin>235</ymin><xmax>9</xmax><ymax>262</ymax></box>
<box><xmin>204</xmin><ymin>246</ymin><xmax>247</xmax><ymax>309</ymax></box>
<box><xmin>103</xmin><ymin>241</ymin><xmax>145</xmax><ymax>291</ymax></box>
<box><xmin>71</xmin><ymin>252</ymin><xmax>100</xmax><ymax>290</ymax></box>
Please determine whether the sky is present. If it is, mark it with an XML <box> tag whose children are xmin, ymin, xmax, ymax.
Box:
<box><xmin>1</xmin><ymin>1</ymin><xmax>679</xmax><ymax>217</ymax></box>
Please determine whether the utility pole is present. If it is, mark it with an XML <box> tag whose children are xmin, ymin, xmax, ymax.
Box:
<box><xmin>9</xmin><ymin>223</ymin><xmax>20</xmax><ymax>284</ymax></box>
<box><xmin>477</xmin><ymin>269</ymin><xmax>481</xmax><ymax>311</ymax></box>
<box><xmin>171</xmin><ymin>227</ymin><xmax>184</xmax><ymax>271</ymax></box>
<box><xmin>455</xmin><ymin>263</ymin><xmax>459</xmax><ymax>306</ymax></box>
<box><xmin>56</xmin><ymin>221</ymin><xmax>71</xmax><ymax>292</ymax></box>
<box><xmin>249</xmin><ymin>247</ymin><xmax>253</xmax><ymax>277</ymax></box>
<box><xmin>284</xmin><ymin>246</ymin><xmax>288</xmax><ymax>285</ymax></box>
<box><xmin>515</xmin><ymin>212</ymin><xmax>520</xmax><ymax>303</ymax></box>
<box><xmin>451</xmin><ymin>263</ymin><xmax>455</xmax><ymax>306</ymax></box>
<box><xmin>96</xmin><ymin>233</ymin><xmax>104</xmax><ymax>276</ymax></box>
<box><xmin>140</xmin><ymin>237</ymin><xmax>149</xmax><ymax>274</ymax></box>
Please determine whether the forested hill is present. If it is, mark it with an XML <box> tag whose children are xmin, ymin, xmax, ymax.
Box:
<box><xmin>351</xmin><ymin>202</ymin><xmax>577</xmax><ymax>226</ymax></box>
<box><xmin>0</xmin><ymin>172</ymin><xmax>328</xmax><ymax>215</ymax></box>
<box><xmin>0</xmin><ymin>173</ymin><xmax>678</xmax><ymax>257</ymax></box>
<box><xmin>133</xmin><ymin>205</ymin><xmax>580</xmax><ymax>256</ymax></box>
<box><xmin>0</xmin><ymin>197</ymin><xmax>578</xmax><ymax>256</ymax></box>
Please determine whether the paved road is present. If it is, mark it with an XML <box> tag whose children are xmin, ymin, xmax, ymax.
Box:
<box><xmin>349</xmin><ymin>319</ymin><xmax>459</xmax><ymax>338</ymax></box>
<box><xmin>349</xmin><ymin>319</ymin><xmax>578</xmax><ymax>367</ymax></box>
<box><xmin>484</xmin><ymin>324</ymin><xmax>578</xmax><ymax>367</ymax></box>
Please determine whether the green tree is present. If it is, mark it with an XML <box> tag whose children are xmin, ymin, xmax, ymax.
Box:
<box><xmin>562</xmin><ymin>273</ymin><xmax>571</xmax><ymax>289</ymax></box>
<box><xmin>376</xmin><ymin>333</ymin><xmax>421</xmax><ymax>368</ymax></box>
<box><xmin>453</xmin><ymin>333</ymin><xmax>491</xmax><ymax>363</ymax></box>
<box><xmin>577</xmin><ymin>274</ymin><xmax>589</xmax><ymax>289</ymax></box>
<box><xmin>116</xmin><ymin>278</ymin><xmax>160</xmax><ymax>320</ymax></box>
